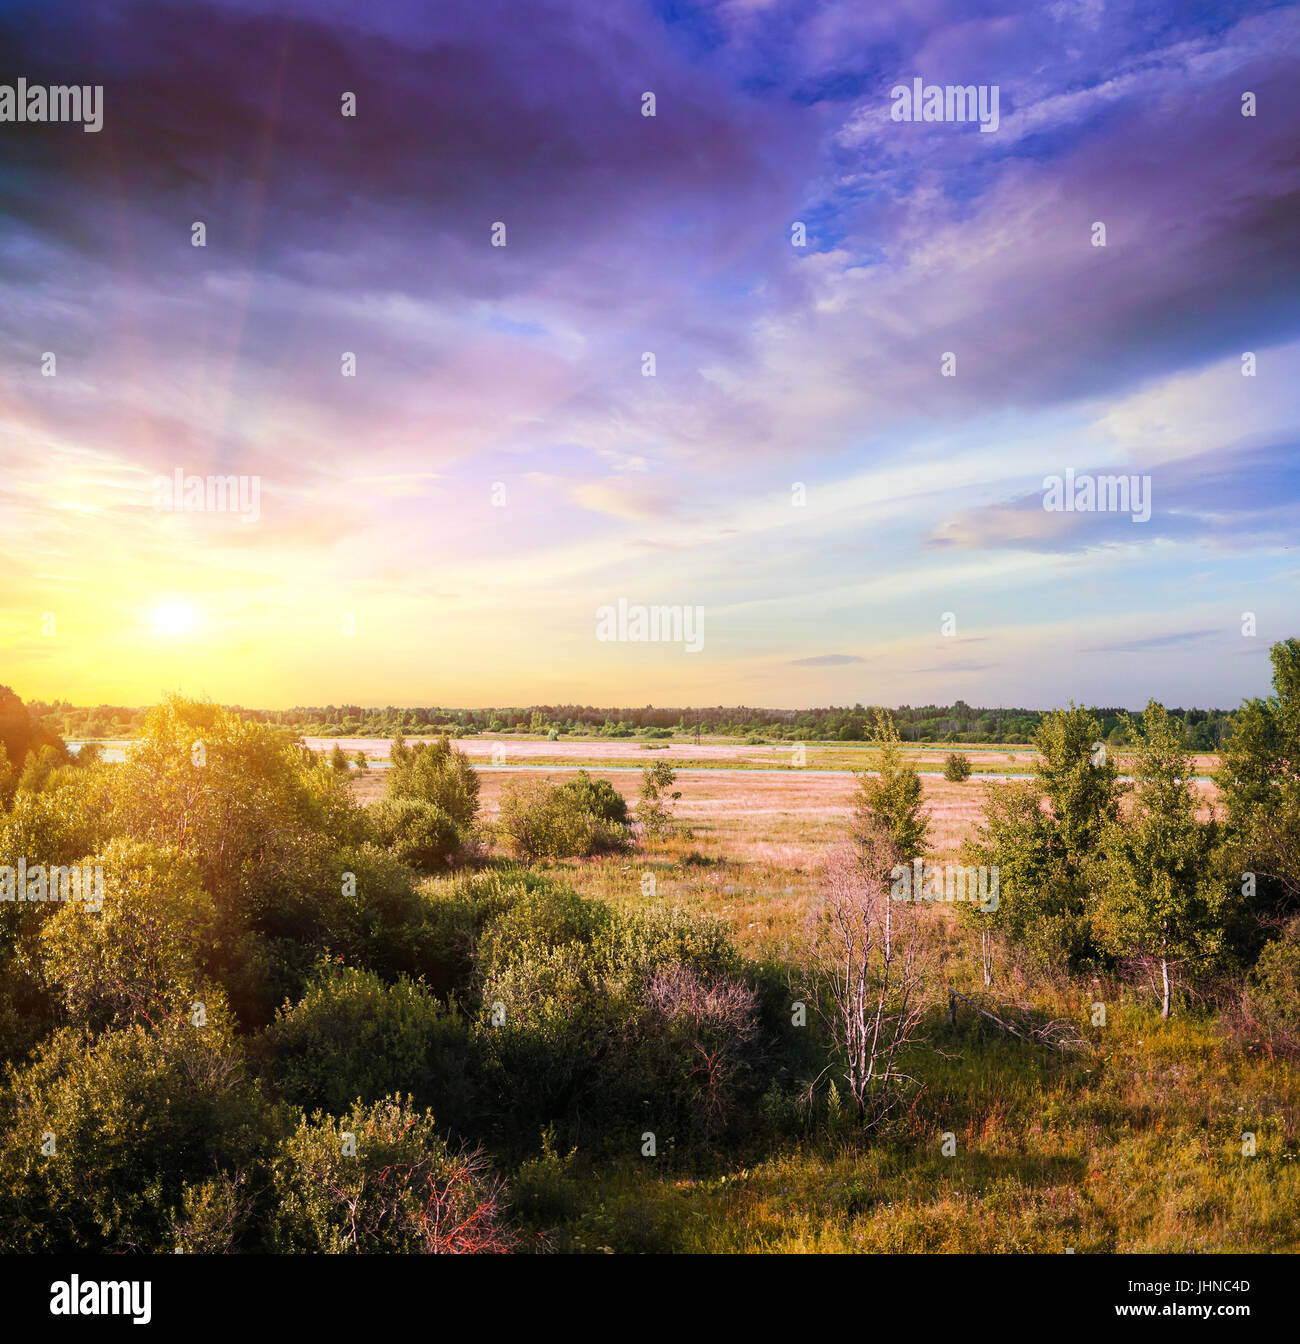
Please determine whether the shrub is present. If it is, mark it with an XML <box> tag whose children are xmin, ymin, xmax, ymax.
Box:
<box><xmin>471</xmin><ymin>880</ymin><xmax>760</xmax><ymax>1146</ymax></box>
<box><xmin>369</xmin><ymin>797</ymin><xmax>460</xmax><ymax>871</ymax></box>
<box><xmin>419</xmin><ymin>867</ymin><xmax>564</xmax><ymax>1001</ymax></box>
<box><xmin>0</xmin><ymin>1000</ymin><xmax>275</xmax><ymax>1253</ymax></box>
<box><xmin>637</xmin><ymin>964</ymin><xmax>761</xmax><ymax>1136</ymax></box>
<box><xmin>266</xmin><ymin>966</ymin><xmax>474</xmax><ymax>1121</ymax></box>
<box><xmin>329</xmin><ymin>841</ymin><xmax>436</xmax><ymax>978</ymax></box>
<box><xmin>268</xmin><ymin>1096</ymin><xmax>514</xmax><ymax>1253</ymax></box>
<box><xmin>1243</xmin><ymin>919</ymin><xmax>1300</xmax><ymax>1052</ymax></box>
<box><xmin>38</xmin><ymin>838</ymin><xmax>218</xmax><ymax>1031</ymax></box>
<box><xmin>943</xmin><ymin>752</ymin><xmax>972</xmax><ymax>782</ymax></box>
<box><xmin>385</xmin><ymin>735</ymin><xmax>479</xmax><ymax>828</ymax></box>
<box><xmin>497</xmin><ymin>771</ymin><xmax>630</xmax><ymax>860</ymax></box>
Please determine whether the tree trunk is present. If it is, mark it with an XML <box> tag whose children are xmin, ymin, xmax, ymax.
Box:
<box><xmin>1160</xmin><ymin>954</ymin><xmax>1170</xmax><ymax>1021</ymax></box>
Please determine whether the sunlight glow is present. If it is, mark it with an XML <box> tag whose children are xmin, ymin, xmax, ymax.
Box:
<box><xmin>148</xmin><ymin>601</ymin><xmax>200</xmax><ymax>638</ymax></box>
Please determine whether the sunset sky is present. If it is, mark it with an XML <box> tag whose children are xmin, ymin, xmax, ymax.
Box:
<box><xmin>2</xmin><ymin>0</ymin><xmax>1298</xmax><ymax>710</ymax></box>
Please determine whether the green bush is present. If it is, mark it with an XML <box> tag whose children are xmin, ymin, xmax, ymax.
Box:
<box><xmin>331</xmin><ymin>841</ymin><xmax>437</xmax><ymax>979</ymax></box>
<box><xmin>385</xmin><ymin>735</ymin><xmax>479</xmax><ymax>827</ymax></box>
<box><xmin>497</xmin><ymin>771</ymin><xmax>630</xmax><ymax>859</ymax></box>
<box><xmin>467</xmin><ymin>877</ymin><xmax>763</xmax><ymax>1147</ymax></box>
<box><xmin>266</xmin><ymin>966</ymin><xmax>474</xmax><ymax>1122</ymax></box>
<box><xmin>1245</xmin><ymin>919</ymin><xmax>1300</xmax><ymax>1050</ymax></box>
<box><xmin>943</xmin><ymin>751</ymin><xmax>972</xmax><ymax>782</ymax></box>
<box><xmin>0</xmin><ymin>1000</ymin><xmax>275</xmax><ymax>1253</ymax></box>
<box><xmin>38</xmin><ymin>838</ymin><xmax>217</xmax><ymax>1031</ymax></box>
<box><xmin>110</xmin><ymin>697</ymin><xmax>367</xmax><ymax>914</ymax></box>
<box><xmin>268</xmin><ymin>1096</ymin><xmax>513</xmax><ymax>1253</ymax></box>
<box><xmin>419</xmin><ymin>867</ymin><xmax>563</xmax><ymax>1001</ymax></box>
<box><xmin>369</xmin><ymin>797</ymin><xmax>460</xmax><ymax>871</ymax></box>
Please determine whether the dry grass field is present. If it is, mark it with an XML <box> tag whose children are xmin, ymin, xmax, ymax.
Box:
<box><xmin>350</xmin><ymin>742</ymin><xmax>1222</xmax><ymax>965</ymax></box>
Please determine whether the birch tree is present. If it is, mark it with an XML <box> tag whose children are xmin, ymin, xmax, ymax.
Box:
<box><xmin>804</xmin><ymin>830</ymin><xmax>927</xmax><ymax>1126</ymax></box>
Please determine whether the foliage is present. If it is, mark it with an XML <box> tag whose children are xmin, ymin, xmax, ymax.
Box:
<box><xmin>852</xmin><ymin>710</ymin><xmax>930</xmax><ymax>859</ymax></box>
<box><xmin>1093</xmin><ymin>702</ymin><xmax>1230</xmax><ymax>1018</ymax></box>
<box><xmin>1243</xmin><ymin>918</ymin><xmax>1300</xmax><ymax>1052</ymax></box>
<box><xmin>943</xmin><ymin>751</ymin><xmax>972</xmax><ymax>782</ymax></box>
<box><xmin>110</xmin><ymin>696</ymin><xmax>365</xmax><ymax>916</ymax></box>
<box><xmin>1216</xmin><ymin>638</ymin><xmax>1300</xmax><ymax>912</ymax></box>
<box><xmin>38</xmin><ymin>839</ymin><xmax>217</xmax><ymax>1031</ymax></box>
<box><xmin>265</xmin><ymin>966</ymin><xmax>474</xmax><ymax>1121</ymax></box>
<box><xmin>962</xmin><ymin>704</ymin><xmax>1122</xmax><ymax>971</ymax></box>
<box><xmin>497</xmin><ymin>771</ymin><xmax>630</xmax><ymax>859</ymax></box>
<box><xmin>0</xmin><ymin>685</ymin><xmax>67</xmax><ymax>781</ymax></box>
<box><xmin>636</xmin><ymin>761</ymin><xmax>681</xmax><ymax>839</ymax></box>
<box><xmin>0</xmin><ymin>1000</ymin><xmax>275</xmax><ymax>1253</ymax></box>
<box><xmin>1034</xmin><ymin>704</ymin><xmax>1122</xmax><ymax>860</ymax></box>
<box><xmin>384</xmin><ymin>734</ymin><xmax>479</xmax><ymax>828</ymax></box>
<box><xmin>369</xmin><ymin>797</ymin><xmax>461</xmax><ymax>871</ymax></box>
<box><xmin>268</xmin><ymin>1096</ymin><xmax>514</xmax><ymax>1253</ymax></box>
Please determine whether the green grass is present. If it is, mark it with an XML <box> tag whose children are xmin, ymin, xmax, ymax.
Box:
<box><xmin>506</xmin><ymin>997</ymin><xmax>1300</xmax><ymax>1253</ymax></box>
<box><xmin>465</xmin><ymin>837</ymin><xmax>1298</xmax><ymax>1254</ymax></box>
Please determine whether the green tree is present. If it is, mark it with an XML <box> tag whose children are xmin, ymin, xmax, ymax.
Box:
<box><xmin>1094</xmin><ymin>702</ymin><xmax>1228</xmax><ymax>1019</ymax></box>
<box><xmin>111</xmin><ymin>696</ymin><xmax>364</xmax><ymax>913</ymax></box>
<box><xmin>1216</xmin><ymin>638</ymin><xmax>1300</xmax><ymax>907</ymax></box>
<box><xmin>38</xmin><ymin>839</ymin><xmax>218</xmax><ymax>1031</ymax></box>
<box><xmin>1034</xmin><ymin>703</ymin><xmax>1121</xmax><ymax>861</ymax></box>
<box><xmin>385</xmin><ymin>735</ymin><xmax>479</xmax><ymax>829</ymax></box>
<box><xmin>329</xmin><ymin>743</ymin><xmax>350</xmax><ymax>773</ymax></box>
<box><xmin>0</xmin><ymin>685</ymin><xmax>67</xmax><ymax>779</ymax></box>
<box><xmin>943</xmin><ymin>751</ymin><xmax>972</xmax><ymax>783</ymax></box>
<box><xmin>963</xmin><ymin>704</ymin><xmax>1122</xmax><ymax>971</ymax></box>
<box><xmin>636</xmin><ymin>761</ymin><xmax>681</xmax><ymax>839</ymax></box>
<box><xmin>852</xmin><ymin>710</ymin><xmax>929</xmax><ymax>859</ymax></box>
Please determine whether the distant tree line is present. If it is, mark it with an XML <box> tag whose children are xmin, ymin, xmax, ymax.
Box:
<box><xmin>32</xmin><ymin>696</ymin><xmax>1237</xmax><ymax>749</ymax></box>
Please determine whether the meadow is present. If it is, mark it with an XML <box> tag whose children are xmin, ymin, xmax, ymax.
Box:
<box><xmin>392</xmin><ymin>755</ymin><xmax>1294</xmax><ymax>1254</ymax></box>
<box><xmin>2</xmin><ymin>658</ymin><xmax>1296</xmax><ymax>1256</ymax></box>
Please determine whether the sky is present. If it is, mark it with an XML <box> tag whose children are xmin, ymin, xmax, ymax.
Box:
<box><xmin>1</xmin><ymin>0</ymin><xmax>1298</xmax><ymax>711</ymax></box>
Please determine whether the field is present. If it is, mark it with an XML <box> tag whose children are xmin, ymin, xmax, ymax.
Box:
<box><xmin>13</xmin><ymin>705</ymin><xmax>1293</xmax><ymax>1258</ymax></box>
<box><xmin>341</xmin><ymin>742</ymin><xmax>1299</xmax><ymax>1254</ymax></box>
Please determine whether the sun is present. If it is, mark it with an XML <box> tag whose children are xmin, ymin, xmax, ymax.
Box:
<box><xmin>148</xmin><ymin>600</ymin><xmax>200</xmax><ymax>638</ymax></box>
